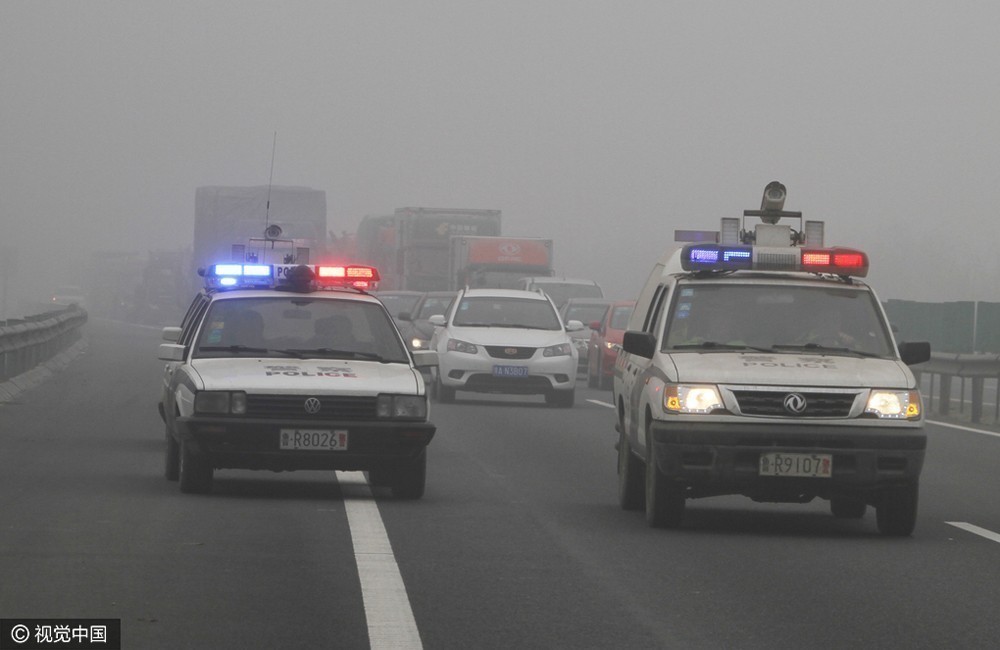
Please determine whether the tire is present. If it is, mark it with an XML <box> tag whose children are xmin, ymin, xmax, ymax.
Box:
<box><xmin>165</xmin><ymin>425</ymin><xmax>180</xmax><ymax>482</ymax></box>
<box><xmin>436</xmin><ymin>377</ymin><xmax>456</xmax><ymax>403</ymax></box>
<box><xmin>830</xmin><ymin>497</ymin><xmax>867</xmax><ymax>519</ymax></box>
<box><xmin>617</xmin><ymin>427</ymin><xmax>645</xmax><ymax>511</ymax></box>
<box><xmin>391</xmin><ymin>449</ymin><xmax>427</xmax><ymax>499</ymax></box>
<box><xmin>644</xmin><ymin>426</ymin><xmax>684</xmax><ymax>528</ymax></box>
<box><xmin>546</xmin><ymin>389</ymin><xmax>575</xmax><ymax>408</ymax></box>
<box><xmin>179</xmin><ymin>439</ymin><xmax>213</xmax><ymax>494</ymax></box>
<box><xmin>876</xmin><ymin>483</ymin><xmax>918</xmax><ymax>536</ymax></box>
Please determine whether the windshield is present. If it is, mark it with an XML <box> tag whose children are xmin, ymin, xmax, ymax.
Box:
<box><xmin>453</xmin><ymin>296</ymin><xmax>562</xmax><ymax>330</ymax></box>
<box><xmin>416</xmin><ymin>295</ymin><xmax>456</xmax><ymax>319</ymax></box>
<box><xmin>610</xmin><ymin>305</ymin><xmax>633</xmax><ymax>329</ymax></box>
<box><xmin>563</xmin><ymin>303</ymin><xmax>609</xmax><ymax>325</ymax></box>
<box><xmin>662</xmin><ymin>283</ymin><xmax>894</xmax><ymax>357</ymax></box>
<box><xmin>376</xmin><ymin>293</ymin><xmax>422</xmax><ymax>319</ymax></box>
<box><xmin>534</xmin><ymin>283</ymin><xmax>603</xmax><ymax>307</ymax></box>
<box><xmin>193</xmin><ymin>297</ymin><xmax>410</xmax><ymax>362</ymax></box>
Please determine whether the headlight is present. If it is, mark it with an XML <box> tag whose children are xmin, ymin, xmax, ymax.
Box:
<box><xmin>604</xmin><ymin>341</ymin><xmax>616</xmax><ymax>350</ymax></box>
<box><xmin>447</xmin><ymin>338</ymin><xmax>478</xmax><ymax>354</ymax></box>
<box><xmin>376</xmin><ymin>394</ymin><xmax>428</xmax><ymax>419</ymax></box>
<box><xmin>543</xmin><ymin>343</ymin><xmax>573</xmax><ymax>357</ymax></box>
<box><xmin>195</xmin><ymin>391</ymin><xmax>247</xmax><ymax>415</ymax></box>
<box><xmin>865</xmin><ymin>390</ymin><xmax>921</xmax><ymax>419</ymax></box>
<box><xmin>664</xmin><ymin>385</ymin><xmax>724</xmax><ymax>414</ymax></box>
<box><xmin>411</xmin><ymin>337</ymin><xmax>428</xmax><ymax>350</ymax></box>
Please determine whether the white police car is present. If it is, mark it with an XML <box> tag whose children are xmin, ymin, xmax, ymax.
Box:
<box><xmin>429</xmin><ymin>287</ymin><xmax>583</xmax><ymax>407</ymax></box>
<box><xmin>157</xmin><ymin>262</ymin><xmax>437</xmax><ymax>497</ymax></box>
<box><xmin>614</xmin><ymin>183</ymin><xmax>931</xmax><ymax>535</ymax></box>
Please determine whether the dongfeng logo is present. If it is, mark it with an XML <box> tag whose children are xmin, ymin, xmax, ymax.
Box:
<box><xmin>783</xmin><ymin>393</ymin><xmax>807</xmax><ymax>414</ymax></box>
<box><xmin>499</xmin><ymin>242</ymin><xmax>521</xmax><ymax>256</ymax></box>
<box><xmin>304</xmin><ymin>398</ymin><xmax>322</xmax><ymax>414</ymax></box>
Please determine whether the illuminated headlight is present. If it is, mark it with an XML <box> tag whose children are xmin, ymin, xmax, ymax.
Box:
<box><xmin>664</xmin><ymin>385</ymin><xmax>724</xmax><ymax>414</ymax></box>
<box><xmin>411</xmin><ymin>337</ymin><xmax>428</xmax><ymax>350</ymax></box>
<box><xmin>195</xmin><ymin>391</ymin><xmax>247</xmax><ymax>415</ymax></box>
<box><xmin>376</xmin><ymin>394</ymin><xmax>428</xmax><ymax>419</ymax></box>
<box><xmin>543</xmin><ymin>343</ymin><xmax>573</xmax><ymax>357</ymax></box>
<box><xmin>865</xmin><ymin>390</ymin><xmax>921</xmax><ymax>419</ymax></box>
<box><xmin>604</xmin><ymin>341</ymin><xmax>616</xmax><ymax>350</ymax></box>
<box><xmin>447</xmin><ymin>338</ymin><xmax>478</xmax><ymax>354</ymax></box>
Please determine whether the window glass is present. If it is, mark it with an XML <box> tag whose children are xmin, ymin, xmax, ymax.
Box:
<box><xmin>453</xmin><ymin>296</ymin><xmax>561</xmax><ymax>330</ymax></box>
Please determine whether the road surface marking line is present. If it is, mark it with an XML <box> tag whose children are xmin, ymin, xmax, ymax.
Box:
<box><xmin>588</xmin><ymin>399</ymin><xmax>614</xmax><ymax>408</ymax></box>
<box><xmin>946</xmin><ymin>522</ymin><xmax>1000</xmax><ymax>544</ymax></box>
<box><xmin>337</xmin><ymin>471</ymin><xmax>423</xmax><ymax>650</ymax></box>
<box><xmin>927</xmin><ymin>420</ymin><xmax>1000</xmax><ymax>439</ymax></box>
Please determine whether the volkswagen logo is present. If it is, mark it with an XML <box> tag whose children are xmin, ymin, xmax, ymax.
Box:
<box><xmin>304</xmin><ymin>397</ymin><xmax>322</xmax><ymax>414</ymax></box>
<box><xmin>783</xmin><ymin>393</ymin><xmax>807</xmax><ymax>415</ymax></box>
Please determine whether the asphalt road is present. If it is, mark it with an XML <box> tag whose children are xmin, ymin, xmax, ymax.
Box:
<box><xmin>2</xmin><ymin>319</ymin><xmax>999</xmax><ymax>649</ymax></box>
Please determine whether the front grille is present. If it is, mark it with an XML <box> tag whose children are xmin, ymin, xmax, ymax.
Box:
<box><xmin>485</xmin><ymin>345</ymin><xmax>536</xmax><ymax>360</ymax></box>
<box><xmin>246</xmin><ymin>395</ymin><xmax>377</xmax><ymax>420</ymax></box>
<box><xmin>732</xmin><ymin>391</ymin><xmax>857</xmax><ymax>418</ymax></box>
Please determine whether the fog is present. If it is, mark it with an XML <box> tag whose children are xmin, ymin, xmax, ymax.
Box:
<box><xmin>3</xmin><ymin>1</ymin><xmax>999</xmax><ymax>318</ymax></box>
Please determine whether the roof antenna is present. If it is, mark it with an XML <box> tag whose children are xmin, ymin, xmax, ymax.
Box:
<box><xmin>264</xmin><ymin>131</ymin><xmax>277</xmax><ymax>234</ymax></box>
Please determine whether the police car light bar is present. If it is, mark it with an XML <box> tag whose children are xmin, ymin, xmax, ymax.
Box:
<box><xmin>203</xmin><ymin>263</ymin><xmax>380</xmax><ymax>290</ymax></box>
<box><xmin>680</xmin><ymin>244</ymin><xmax>869</xmax><ymax>277</ymax></box>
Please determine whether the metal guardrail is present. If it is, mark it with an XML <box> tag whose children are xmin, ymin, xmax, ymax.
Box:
<box><xmin>912</xmin><ymin>352</ymin><xmax>1000</xmax><ymax>424</ymax></box>
<box><xmin>0</xmin><ymin>306</ymin><xmax>88</xmax><ymax>382</ymax></box>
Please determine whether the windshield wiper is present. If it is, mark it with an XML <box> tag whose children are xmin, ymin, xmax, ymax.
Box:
<box><xmin>672</xmin><ymin>341</ymin><xmax>774</xmax><ymax>352</ymax></box>
<box><xmin>284</xmin><ymin>348</ymin><xmax>391</xmax><ymax>362</ymax></box>
<box><xmin>772</xmin><ymin>343</ymin><xmax>883</xmax><ymax>358</ymax></box>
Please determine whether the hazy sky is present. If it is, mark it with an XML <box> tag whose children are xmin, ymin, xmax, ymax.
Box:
<box><xmin>3</xmin><ymin>1</ymin><xmax>999</xmax><ymax>304</ymax></box>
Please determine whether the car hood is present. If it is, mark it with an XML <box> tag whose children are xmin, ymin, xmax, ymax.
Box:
<box><xmin>447</xmin><ymin>326</ymin><xmax>570</xmax><ymax>348</ymax></box>
<box><xmin>189</xmin><ymin>358</ymin><xmax>421</xmax><ymax>395</ymax></box>
<box><xmin>666</xmin><ymin>352</ymin><xmax>913</xmax><ymax>388</ymax></box>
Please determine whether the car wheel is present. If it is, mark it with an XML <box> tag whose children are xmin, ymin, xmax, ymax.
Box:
<box><xmin>830</xmin><ymin>497</ymin><xmax>867</xmax><ymax>519</ymax></box>
<box><xmin>546</xmin><ymin>389</ymin><xmax>575</xmax><ymax>408</ymax></box>
<box><xmin>876</xmin><ymin>483</ymin><xmax>918</xmax><ymax>536</ymax></box>
<box><xmin>391</xmin><ymin>449</ymin><xmax>427</xmax><ymax>499</ymax></box>
<box><xmin>644</xmin><ymin>424</ymin><xmax>684</xmax><ymax>528</ymax></box>
<box><xmin>436</xmin><ymin>376</ymin><xmax>455</xmax><ymax>403</ymax></box>
<box><xmin>165</xmin><ymin>424</ymin><xmax>180</xmax><ymax>482</ymax></box>
<box><xmin>179</xmin><ymin>439</ymin><xmax>213</xmax><ymax>494</ymax></box>
<box><xmin>617</xmin><ymin>426</ymin><xmax>644</xmax><ymax>511</ymax></box>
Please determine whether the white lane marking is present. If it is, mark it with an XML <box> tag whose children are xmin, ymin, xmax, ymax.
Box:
<box><xmin>946</xmin><ymin>522</ymin><xmax>1000</xmax><ymax>544</ymax></box>
<box><xmin>587</xmin><ymin>399</ymin><xmax>614</xmax><ymax>409</ymax></box>
<box><xmin>337</xmin><ymin>471</ymin><xmax>423</xmax><ymax>650</ymax></box>
<box><xmin>927</xmin><ymin>420</ymin><xmax>1000</xmax><ymax>439</ymax></box>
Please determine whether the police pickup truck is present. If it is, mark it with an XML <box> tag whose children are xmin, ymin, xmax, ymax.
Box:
<box><xmin>157</xmin><ymin>262</ymin><xmax>437</xmax><ymax>497</ymax></box>
<box><xmin>613</xmin><ymin>183</ymin><xmax>931</xmax><ymax>535</ymax></box>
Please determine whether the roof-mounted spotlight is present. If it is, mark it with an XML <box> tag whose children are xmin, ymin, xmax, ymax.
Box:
<box><xmin>265</xmin><ymin>224</ymin><xmax>283</xmax><ymax>240</ymax></box>
<box><xmin>759</xmin><ymin>181</ymin><xmax>787</xmax><ymax>223</ymax></box>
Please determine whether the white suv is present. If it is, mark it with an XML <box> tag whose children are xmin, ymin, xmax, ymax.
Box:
<box><xmin>429</xmin><ymin>288</ymin><xmax>583</xmax><ymax>407</ymax></box>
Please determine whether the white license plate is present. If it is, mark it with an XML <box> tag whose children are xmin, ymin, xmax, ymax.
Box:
<box><xmin>493</xmin><ymin>365</ymin><xmax>529</xmax><ymax>378</ymax></box>
<box><xmin>279</xmin><ymin>429</ymin><xmax>348</xmax><ymax>451</ymax></box>
<box><xmin>759</xmin><ymin>452</ymin><xmax>832</xmax><ymax>478</ymax></box>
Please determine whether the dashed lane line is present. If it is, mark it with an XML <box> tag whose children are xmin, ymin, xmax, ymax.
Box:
<box><xmin>337</xmin><ymin>471</ymin><xmax>423</xmax><ymax>650</ymax></box>
<box><xmin>926</xmin><ymin>420</ymin><xmax>1000</xmax><ymax>439</ymax></box>
<box><xmin>946</xmin><ymin>522</ymin><xmax>1000</xmax><ymax>545</ymax></box>
<box><xmin>587</xmin><ymin>399</ymin><xmax>614</xmax><ymax>409</ymax></box>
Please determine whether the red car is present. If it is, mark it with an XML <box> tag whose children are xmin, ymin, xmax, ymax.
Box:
<box><xmin>587</xmin><ymin>300</ymin><xmax>635</xmax><ymax>390</ymax></box>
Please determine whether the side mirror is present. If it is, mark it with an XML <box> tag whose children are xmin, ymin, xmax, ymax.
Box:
<box><xmin>565</xmin><ymin>319</ymin><xmax>584</xmax><ymax>332</ymax></box>
<box><xmin>898</xmin><ymin>341</ymin><xmax>931</xmax><ymax>366</ymax></box>
<box><xmin>428</xmin><ymin>315</ymin><xmax>446</xmax><ymax>327</ymax></box>
<box><xmin>158</xmin><ymin>343</ymin><xmax>186</xmax><ymax>362</ymax></box>
<box><xmin>398</xmin><ymin>311</ymin><xmax>412</xmax><ymax>322</ymax></box>
<box><xmin>411</xmin><ymin>350</ymin><xmax>439</xmax><ymax>368</ymax></box>
<box><xmin>162</xmin><ymin>326</ymin><xmax>182</xmax><ymax>342</ymax></box>
<box><xmin>622</xmin><ymin>330</ymin><xmax>656</xmax><ymax>359</ymax></box>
